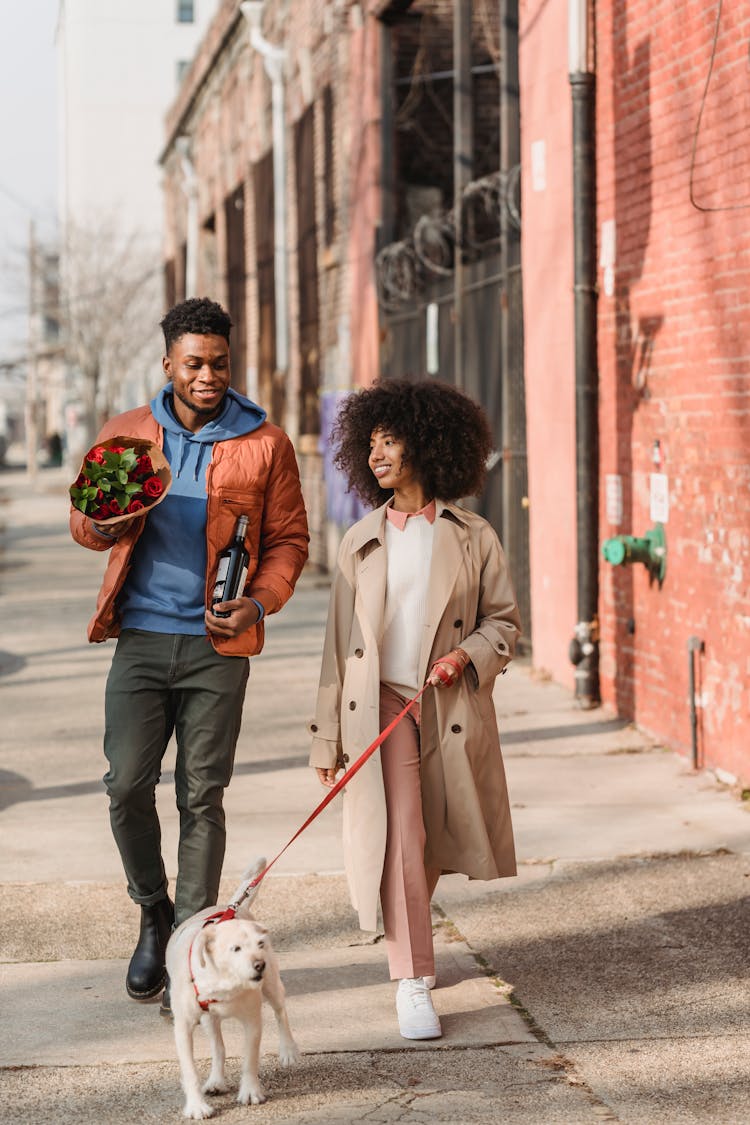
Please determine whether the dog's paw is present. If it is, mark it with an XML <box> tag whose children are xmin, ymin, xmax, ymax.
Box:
<box><xmin>237</xmin><ymin>1083</ymin><xmax>267</xmax><ymax>1106</ymax></box>
<box><xmin>182</xmin><ymin>1097</ymin><xmax>215</xmax><ymax>1120</ymax></box>
<box><xmin>202</xmin><ymin>1077</ymin><xmax>230</xmax><ymax>1096</ymax></box>
<box><xmin>278</xmin><ymin>1040</ymin><xmax>301</xmax><ymax>1067</ymax></box>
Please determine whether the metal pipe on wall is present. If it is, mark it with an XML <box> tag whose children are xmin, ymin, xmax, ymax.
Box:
<box><xmin>568</xmin><ymin>0</ymin><xmax>600</xmax><ymax>707</ymax></box>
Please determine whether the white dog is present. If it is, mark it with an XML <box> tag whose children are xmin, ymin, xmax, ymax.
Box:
<box><xmin>166</xmin><ymin>858</ymin><xmax>301</xmax><ymax>1119</ymax></box>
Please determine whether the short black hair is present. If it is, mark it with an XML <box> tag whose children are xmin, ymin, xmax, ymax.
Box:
<box><xmin>332</xmin><ymin>377</ymin><xmax>495</xmax><ymax>508</ymax></box>
<box><xmin>160</xmin><ymin>297</ymin><xmax>232</xmax><ymax>352</ymax></box>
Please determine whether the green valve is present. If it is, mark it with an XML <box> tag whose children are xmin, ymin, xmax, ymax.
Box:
<box><xmin>601</xmin><ymin>523</ymin><xmax>666</xmax><ymax>585</ymax></box>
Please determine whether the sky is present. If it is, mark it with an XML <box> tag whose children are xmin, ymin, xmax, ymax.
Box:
<box><xmin>0</xmin><ymin>1</ymin><xmax>59</xmax><ymax>363</ymax></box>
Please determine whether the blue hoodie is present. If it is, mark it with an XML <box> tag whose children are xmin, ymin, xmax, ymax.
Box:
<box><xmin>118</xmin><ymin>385</ymin><xmax>267</xmax><ymax>634</ymax></box>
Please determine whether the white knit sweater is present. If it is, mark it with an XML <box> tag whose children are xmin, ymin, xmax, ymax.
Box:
<box><xmin>380</xmin><ymin>514</ymin><xmax>435</xmax><ymax>695</ymax></box>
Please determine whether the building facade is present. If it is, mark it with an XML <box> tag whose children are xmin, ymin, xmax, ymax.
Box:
<box><xmin>520</xmin><ymin>0</ymin><xmax>750</xmax><ymax>781</ymax></box>
<box><xmin>161</xmin><ymin>0</ymin><xmax>384</xmax><ymax>567</ymax></box>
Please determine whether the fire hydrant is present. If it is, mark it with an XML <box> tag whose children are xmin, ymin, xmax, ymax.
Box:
<box><xmin>601</xmin><ymin>523</ymin><xmax>666</xmax><ymax>585</ymax></box>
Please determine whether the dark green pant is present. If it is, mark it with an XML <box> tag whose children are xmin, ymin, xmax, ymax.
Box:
<box><xmin>104</xmin><ymin>630</ymin><xmax>249</xmax><ymax>925</ymax></box>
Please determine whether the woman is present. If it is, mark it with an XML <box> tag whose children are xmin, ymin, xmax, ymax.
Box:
<box><xmin>309</xmin><ymin>378</ymin><xmax>521</xmax><ymax>1040</ymax></box>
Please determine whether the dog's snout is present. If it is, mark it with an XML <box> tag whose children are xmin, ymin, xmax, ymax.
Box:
<box><xmin>253</xmin><ymin>959</ymin><xmax>266</xmax><ymax>975</ymax></box>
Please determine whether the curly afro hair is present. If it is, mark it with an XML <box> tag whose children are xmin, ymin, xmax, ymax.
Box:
<box><xmin>160</xmin><ymin>297</ymin><xmax>232</xmax><ymax>352</ymax></box>
<box><xmin>332</xmin><ymin>378</ymin><xmax>495</xmax><ymax>509</ymax></box>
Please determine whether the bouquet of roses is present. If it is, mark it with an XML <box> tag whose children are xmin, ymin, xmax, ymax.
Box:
<box><xmin>69</xmin><ymin>436</ymin><xmax>172</xmax><ymax>527</ymax></box>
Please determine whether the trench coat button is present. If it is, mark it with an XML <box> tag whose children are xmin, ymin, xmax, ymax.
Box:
<box><xmin>310</xmin><ymin>723</ymin><xmax>318</xmax><ymax>732</ymax></box>
<box><xmin>451</xmin><ymin>723</ymin><xmax>462</xmax><ymax>734</ymax></box>
<box><xmin>343</xmin><ymin>754</ymin><xmax>350</xmax><ymax>763</ymax></box>
<box><xmin>349</xmin><ymin>701</ymin><xmax>357</xmax><ymax>710</ymax></box>
<box><xmin>453</xmin><ymin>619</ymin><xmax>463</xmax><ymax>629</ymax></box>
<box><xmin>354</xmin><ymin>648</ymin><xmax>364</xmax><ymax>658</ymax></box>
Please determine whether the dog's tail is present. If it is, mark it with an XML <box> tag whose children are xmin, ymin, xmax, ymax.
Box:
<box><xmin>228</xmin><ymin>856</ymin><xmax>267</xmax><ymax>917</ymax></box>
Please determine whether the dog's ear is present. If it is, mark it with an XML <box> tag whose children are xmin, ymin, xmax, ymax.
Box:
<box><xmin>195</xmin><ymin>927</ymin><xmax>216</xmax><ymax>970</ymax></box>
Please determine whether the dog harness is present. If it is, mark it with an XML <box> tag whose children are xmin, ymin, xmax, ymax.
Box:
<box><xmin>188</xmin><ymin>904</ymin><xmax>243</xmax><ymax>1011</ymax></box>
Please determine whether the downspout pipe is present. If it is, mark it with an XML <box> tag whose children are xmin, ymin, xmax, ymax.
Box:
<box><xmin>240</xmin><ymin>3</ymin><xmax>291</xmax><ymax>411</ymax></box>
<box><xmin>568</xmin><ymin>0</ymin><xmax>600</xmax><ymax>707</ymax></box>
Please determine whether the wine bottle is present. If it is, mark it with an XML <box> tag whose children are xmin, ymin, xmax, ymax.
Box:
<box><xmin>211</xmin><ymin>515</ymin><xmax>250</xmax><ymax>618</ymax></box>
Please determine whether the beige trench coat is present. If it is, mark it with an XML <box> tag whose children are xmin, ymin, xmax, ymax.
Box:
<box><xmin>309</xmin><ymin>500</ymin><xmax>522</xmax><ymax>931</ymax></box>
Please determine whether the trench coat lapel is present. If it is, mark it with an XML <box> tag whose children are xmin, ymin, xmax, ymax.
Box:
<box><xmin>347</xmin><ymin>506</ymin><xmax>387</xmax><ymax>645</ymax></box>
<box><xmin>418</xmin><ymin>504</ymin><xmax>469</xmax><ymax>678</ymax></box>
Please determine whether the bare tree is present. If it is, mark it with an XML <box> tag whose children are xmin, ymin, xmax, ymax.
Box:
<box><xmin>60</xmin><ymin>216</ymin><xmax>162</xmax><ymax>449</ymax></box>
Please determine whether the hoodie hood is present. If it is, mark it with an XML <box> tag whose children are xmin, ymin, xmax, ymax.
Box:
<box><xmin>150</xmin><ymin>385</ymin><xmax>267</xmax><ymax>480</ymax></box>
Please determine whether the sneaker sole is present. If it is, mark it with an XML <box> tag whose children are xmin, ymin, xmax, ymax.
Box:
<box><xmin>399</xmin><ymin>1026</ymin><xmax>443</xmax><ymax>1040</ymax></box>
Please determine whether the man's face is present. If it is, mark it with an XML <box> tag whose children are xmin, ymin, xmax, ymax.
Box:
<box><xmin>163</xmin><ymin>333</ymin><xmax>231</xmax><ymax>431</ymax></box>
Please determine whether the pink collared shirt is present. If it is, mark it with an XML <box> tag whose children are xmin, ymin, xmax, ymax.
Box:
<box><xmin>385</xmin><ymin>498</ymin><xmax>437</xmax><ymax>531</ymax></box>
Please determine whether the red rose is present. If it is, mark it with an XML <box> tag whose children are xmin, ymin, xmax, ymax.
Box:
<box><xmin>143</xmin><ymin>476</ymin><xmax>163</xmax><ymax>498</ymax></box>
<box><xmin>127</xmin><ymin>498</ymin><xmax>145</xmax><ymax>513</ymax></box>
<box><xmin>135</xmin><ymin>454</ymin><xmax>153</xmax><ymax>475</ymax></box>
<box><xmin>93</xmin><ymin>503</ymin><xmax>112</xmax><ymax>520</ymax></box>
<box><xmin>95</xmin><ymin>489</ymin><xmax>105</xmax><ymax>502</ymax></box>
<box><xmin>109</xmin><ymin>444</ymin><xmax>126</xmax><ymax>454</ymax></box>
<box><xmin>89</xmin><ymin>446</ymin><xmax>107</xmax><ymax>464</ymax></box>
<box><xmin>74</xmin><ymin>473</ymin><xmax>87</xmax><ymax>487</ymax></box>
<box><xmin>108</xmin><ymin>498</ymin><xmax>123</xmax><ymax>515</ymax></box>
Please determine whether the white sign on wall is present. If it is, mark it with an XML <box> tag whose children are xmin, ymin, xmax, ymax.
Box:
<box><xmin>599</xmin><ymin>219</ymin><xmax>616</xmax><ymax>297</ymax></box>
<box><xmin>605</xmin><ymin>473</ymin><xmax>623</xmax><ymax>526</ymax></box>
<box><xmin>649</xmin><ymin>472</ymin><xmax>669</xmax><ymax>523</ymax></box>
<box><xmin>531</xmin><ymin>140</ymin><xmax>546</xmax><ymax>192</ymax></box>
<box><xmin>426</xmin><ymin>302</ymin><xmax>439</xmax><ymax>375</ymax></box>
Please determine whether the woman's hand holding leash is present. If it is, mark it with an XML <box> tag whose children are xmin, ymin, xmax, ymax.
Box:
<box><xmin>427</xmin><ymin>647</ymin><xmax>470</xmax><ymax>688</ymax></box>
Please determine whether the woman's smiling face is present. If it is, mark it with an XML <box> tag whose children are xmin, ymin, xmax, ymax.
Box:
<box><xmin>368</xmin><ymin>429</ymin><xmax>417</xmax><ymax>491</ymax></box>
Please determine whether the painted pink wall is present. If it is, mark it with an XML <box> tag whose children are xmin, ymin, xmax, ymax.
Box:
<box><xmin>519</xmin><ymin>0</ymin><xmax>577</xmax><ymax>686</ymax></box>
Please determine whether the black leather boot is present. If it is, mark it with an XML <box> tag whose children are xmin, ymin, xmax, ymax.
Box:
<box><xmin>125</xmin><ymin>898</ymin><xmax>174</xmax><ymax>1000</ymax></box>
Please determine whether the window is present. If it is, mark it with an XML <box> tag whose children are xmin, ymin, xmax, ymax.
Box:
<box><xmin>176</xmin><ymin>59</ymin><xmax>191</xmax><ymax>85</ymax></box>
<box><xmin>177</xmin><ymin>0</ymin><xmax>194</xmax><ymax>23</ymax></box>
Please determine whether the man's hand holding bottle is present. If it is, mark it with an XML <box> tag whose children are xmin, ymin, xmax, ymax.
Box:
<box><xmin>205</xmin><ymin>595</ymin><xmax>262</xmax><ymax>638</ymax></box>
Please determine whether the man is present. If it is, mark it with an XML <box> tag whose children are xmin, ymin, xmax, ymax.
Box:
<box><xmin>70</xmin><ymin>297</ymin><xmax>309</xmax><ymax>1012</ymax></box>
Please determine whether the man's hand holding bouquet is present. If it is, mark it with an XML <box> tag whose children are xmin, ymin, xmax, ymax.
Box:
<box><xmin>69</xmin><ymin>436</ymin><xmax>172</xmax><ymax>536</ymax></box>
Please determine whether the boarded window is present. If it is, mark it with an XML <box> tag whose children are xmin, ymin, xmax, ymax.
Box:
<box><xmin>253</xmin><ymin>151</ymin><xmax>278</xmax><ymax>420</ymax></box>
<box><xmin>295</xmin><ymin>105</ymin><xmax>321</xmax><ymax>436</ymax></box>
<box><xmin>322</xmin><ymin>85</ymin><xmax>335</xmax><ymax>246</ymax></box>
<box><xmin>224</xmin><ymin>185</ymin><xmax>247</xmax><ymax>395</ymax></box>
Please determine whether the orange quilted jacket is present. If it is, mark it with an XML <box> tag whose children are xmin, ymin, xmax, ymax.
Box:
<box><xmin>69</xmin><ymin>405</ymin><xmax>309</xmax><ymax>655</ymax></box>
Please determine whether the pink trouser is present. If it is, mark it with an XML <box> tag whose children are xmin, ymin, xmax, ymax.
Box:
<box><xmin>379</xmin><ymin>684</ymin><xmax>442</xmax><ymax>980</ymax></box>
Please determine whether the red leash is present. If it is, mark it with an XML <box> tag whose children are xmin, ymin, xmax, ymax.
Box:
<box><xmin>245</xmin><ymin>681</ymin><xmax>428</xmax><ymax>891</ymax></box>
<box><xmin>189</xmin><ymin>682</ymin><xmax>428</xmax><ymax>1007</ymax></box>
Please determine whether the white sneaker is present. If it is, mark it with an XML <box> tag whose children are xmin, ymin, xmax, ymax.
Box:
<box><xmin>423</xmin><ymin>974</ymin><xmax>436</xmax><ymax>990</ymax></box>
<box><xmin>396</xmin><ymin>977</ymin><xmax>442</xmax><ymax>1040</ymax></box>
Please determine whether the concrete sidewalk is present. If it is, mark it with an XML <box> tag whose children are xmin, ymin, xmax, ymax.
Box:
<box><xmin>1</xmin><ymin>467</ymin><xmax>749</xmax><ymax>1124</ymax></box>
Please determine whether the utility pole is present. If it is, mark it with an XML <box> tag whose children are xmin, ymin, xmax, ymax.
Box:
<box><xmin>26</xmin><ymin>220</ymin><xmax>40</xmax><ymax>488</ymax></box>
<box><xmin>453</xmin><ymin>0</ymin><xmax>473</xmax><ymax>391</ymax></box>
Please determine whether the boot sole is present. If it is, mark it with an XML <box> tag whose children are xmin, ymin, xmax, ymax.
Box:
<box><xmin>126</xmin><ymin>972</ymin><xmax>167</xmax><ymax>1001</ymax></box>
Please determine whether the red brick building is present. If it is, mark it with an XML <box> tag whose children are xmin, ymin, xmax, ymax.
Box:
<box><xmin>520</xmin><ymin>0</ymin><xmax>750</xmax><ymax>781</ymax></box>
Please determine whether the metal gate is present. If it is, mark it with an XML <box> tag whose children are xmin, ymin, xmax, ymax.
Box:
<box><xmin>377</xmin><ymin>250</ymin><xmax>531</xmax><ymax>651</ymax></box>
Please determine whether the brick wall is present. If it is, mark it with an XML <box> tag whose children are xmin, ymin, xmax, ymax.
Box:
<box><xmin>520</xmin><ymin>0</ymin><xmax>750</xmax><ymax>781</ymax></box>
<box><xmin>598</xmin><ymin>0</ymin><xmax>750</xmax><ymax>780</ymax></box>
